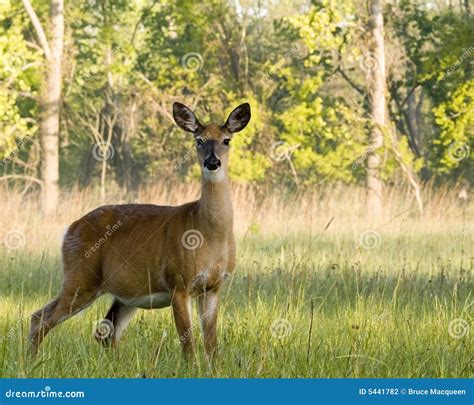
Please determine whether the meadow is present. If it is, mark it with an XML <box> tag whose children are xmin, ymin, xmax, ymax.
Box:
<box><xmin>0</xmin><ymin>183</ymin><xmax>472</xmax><ymax>378</ymax></box>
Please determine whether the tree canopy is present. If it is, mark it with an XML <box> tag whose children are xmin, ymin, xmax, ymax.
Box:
<box><xmin>0</xmin><ymin>0</ymin><xmax>472</xmax><ymax>194</ymax></box>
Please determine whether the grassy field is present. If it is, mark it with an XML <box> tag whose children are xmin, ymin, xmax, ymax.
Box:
<box><xmin>0</xmin><ymin>184</ymin><xmax>472</xmax><ymax>378</ymax></box>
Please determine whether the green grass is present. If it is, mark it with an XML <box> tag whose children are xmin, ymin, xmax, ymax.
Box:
<box><xmin>0</xmin><ymin>224</ymin><xmax>472</xmax><ymax>378</ymax></box>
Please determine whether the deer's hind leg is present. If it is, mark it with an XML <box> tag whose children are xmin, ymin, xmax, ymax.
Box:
<box><xmin>29</xmin><ymin>269</ymin><xmax>101</xmax><ymax>356</ymax></box>
<box><xmin>29</xmin><ymin>296</ymin><xmax>60</xmax><ymax>355</ymax></box>
<box><xmin>95</xmin><ymin>298</ymin><xmax>137</xmax><ymax>348</ymax></box>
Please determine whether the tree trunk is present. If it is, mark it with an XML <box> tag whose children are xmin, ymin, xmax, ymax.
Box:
<box><xmin>40</xmin><ymin>0</ymin><xmax>64</xmax><ymax>215</ymax></box>
<box><xmin>404</xmin><ymin>89</ymin><xmax>421</xmax><ymax>157</ymax></box>
<box><xmin>366</xmin><ymin>0</ymin><xmax>385</xmax><ymax>220</ymax></box>
<box><xmin>122</xmin><ymin>95</ymin><xmax>137</xmax><ymax>193</ymax></box>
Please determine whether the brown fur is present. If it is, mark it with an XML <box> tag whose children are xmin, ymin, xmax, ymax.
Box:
<box><xmin>29</xmin><ymin>103</ymin><xmax>250</xmax><ymax>360</ymax></box>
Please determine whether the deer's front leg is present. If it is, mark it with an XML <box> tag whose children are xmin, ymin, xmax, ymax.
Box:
<box><xmin>198</xmin><ymin>289</ymin><xmax>219</xmax><ymax>359</ymax></box>
<box><xmin>172</xmin><ymin>292</ymin><xmax>195</xmax><ymax>358</ymax></box>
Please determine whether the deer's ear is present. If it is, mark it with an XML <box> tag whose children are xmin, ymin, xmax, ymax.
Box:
<box><xmin>224</xmin><ymin>103</ymin><xmax>251</xmax><ymax>133</ymax></box>
<box><xmin>173</xmin><ymin>102</ymin><xmax>203</xmax><ymax>134</ymax></box>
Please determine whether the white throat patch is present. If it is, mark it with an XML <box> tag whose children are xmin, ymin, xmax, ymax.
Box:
<box><xmin>203</xmin><ymin>168</ymin><xmax>226</xmax><ymax>182</ymax></box>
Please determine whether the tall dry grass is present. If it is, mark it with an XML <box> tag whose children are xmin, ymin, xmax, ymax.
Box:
<box><xmin>0</xmin><ymin>181</ymin><xmax>471</xmax><ymax>255</ymax></box>
<box><xmin>0</xmin><ymin>182</ymin><xmax>471</xmax><ymax>377</ymax></box>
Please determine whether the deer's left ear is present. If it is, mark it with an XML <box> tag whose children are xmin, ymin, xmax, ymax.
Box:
<box><xmin>173</xmin><ymin>102</ymin><xmax>203</xmax><ymax>134</ymax></box>
<box><xmin>224</xmin><ymin>103</ymin><xmax>251</xmax><ymax>133</ymax></box>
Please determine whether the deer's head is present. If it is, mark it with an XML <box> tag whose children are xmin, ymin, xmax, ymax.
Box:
<box><xmin>173</xmin><ymin>102</ymin><xmax>251</xmax><ymax>181</ymax></box>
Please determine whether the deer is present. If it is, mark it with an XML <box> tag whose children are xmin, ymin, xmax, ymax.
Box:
<box><xmin>29</xmin><ymin>102</ymin><xmax>251</xmax><ymax>360</ymax></box>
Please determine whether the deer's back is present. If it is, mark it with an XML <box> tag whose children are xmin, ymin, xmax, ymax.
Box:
<box><xmin>61</xmin><ymin>202</ymin><xmax>234</xmax><ymax>300</ymax></box>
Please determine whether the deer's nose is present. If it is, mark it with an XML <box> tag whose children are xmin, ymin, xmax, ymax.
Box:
<box><xmin>204</xmin><ymin>155</ymin><xmax>221</xmax><ymax>171</ymax></box>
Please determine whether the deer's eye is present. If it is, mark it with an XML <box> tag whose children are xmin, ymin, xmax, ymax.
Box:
<box><xmin>223</xmin><ymin>139</ymin><xmax>231</xmax><ymax>146</ymax></box>
<box><xmin>196</xmin><ymin>138</ymin><xmax>205</xmax><ymax>146</ymax></box>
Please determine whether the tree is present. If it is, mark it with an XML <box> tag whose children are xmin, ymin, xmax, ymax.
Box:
<box><xmin>0</xmin><ymin>1</ymin><xmax>39</xmax><ymax>179</ymax></box>
<box><xmin>22</xmin><ymin>0</ymin><xmax>63</xmax><ymax>215</ymax></box>
<box><xmin>366</xmin><ymin>0</ymin><xmax>385</xmax><ymax>220</ymax></box>
<box><xmin>0</xmin><ymin>0</ymin><xmax>468</xmax><ymax>196</ymax></box>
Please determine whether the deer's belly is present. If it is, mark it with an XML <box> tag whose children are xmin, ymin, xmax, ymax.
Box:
<box><xmin>117</xmin><ymin>292</ymin><xmax>172</xmax><ymax>309</ymax></box>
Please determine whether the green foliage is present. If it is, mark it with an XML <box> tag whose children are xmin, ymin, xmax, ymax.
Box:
<box><xmin>276</xmin><ymin>0</ymin><xmax>367</xmax><ymax>184</ymax></box>
<box><xmin>0</xmin><ymin>1</ymin><xmax>40</xmax><ymax>168</ymax></box>
<box><xmin>1</xmin><ymin>0</ymin><xmax>472</xmax><ymax>187</ymax></box>
<box><xmin>432</xmin><ymin>80</ymin><xmax>473</xmax><ymax>176</ymax></box>
<box><xmin>390</xmin><ymin>1</ymin><xmax>473</xmax><ymax>181</ymax></box>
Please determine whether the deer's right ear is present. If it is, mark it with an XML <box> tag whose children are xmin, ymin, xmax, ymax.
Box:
<box><xmin>224</xmin><ymin>103</ymin><xmax>251</xmax><ymax>133</ymax></box>
<box><xmin>173</xmin><ymin>102</ymin><xmax>203</xmax><ymax>134</ymax></box>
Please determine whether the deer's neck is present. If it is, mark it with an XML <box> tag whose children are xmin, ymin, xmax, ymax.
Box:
<box><xmin>198</xmin><ymin>172</ymin><xmax>233</xmax><ymax>231</ymax></box>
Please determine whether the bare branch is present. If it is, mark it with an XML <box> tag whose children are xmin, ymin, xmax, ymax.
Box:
<box><xmin>21</xmin><ymin>0</ymin><xmax>51</xmax><ymax>60</ymax></box>
<box><xmin>336</xmin><ymin>66</ymin><xmax>366</xmax><ymax>97</ymax></box>
<box><xmin>131</xmin><ymin>0</ymin><xmax>160</xmax><ymax>46</ymax></box>
<box><xmin>21</xmin><ymin>0</ymin><xmax>52</xmax><ymax>60</ymax></box>
<box><xmin>0</xmin><ymin>175</ymin><xmax>43</xmax><ymax>187</ymax></box>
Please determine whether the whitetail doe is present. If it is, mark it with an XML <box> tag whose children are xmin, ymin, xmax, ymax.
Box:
<box><xmin>30</xmin><ymin>102</ymin><xmax>251</xmax><ymax>359</ymax></box>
